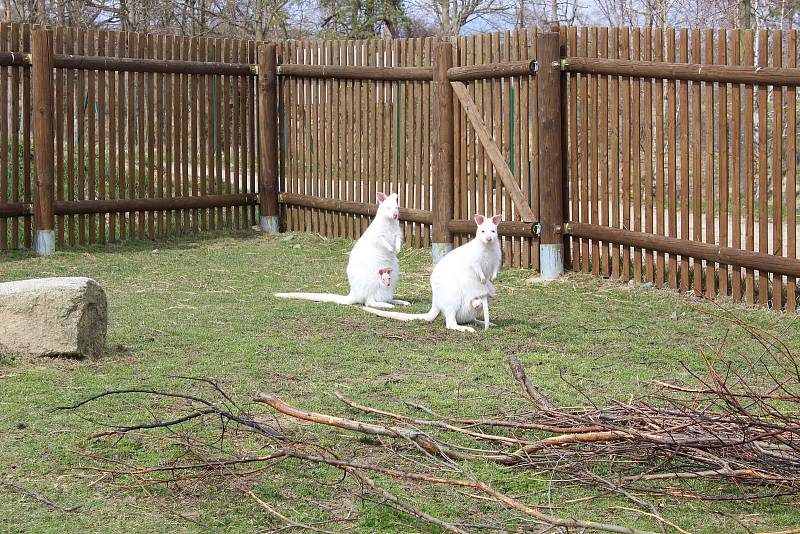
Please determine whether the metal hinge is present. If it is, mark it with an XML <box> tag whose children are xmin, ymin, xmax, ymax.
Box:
<box><xmin>553</xmin><ymin>58</ymin><xmax>569</xmax><ymax>71</ymax></box>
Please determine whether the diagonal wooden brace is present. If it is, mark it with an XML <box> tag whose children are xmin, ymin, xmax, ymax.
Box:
<box><xmin>450</xmin><ymin>80</ymin><xmax>536</xmax><ymax>223</ymax></box>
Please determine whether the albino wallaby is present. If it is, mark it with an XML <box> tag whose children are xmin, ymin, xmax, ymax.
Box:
<box><xmin>362</xmin><ymin>214</ymin><xmax>502</xmax><ymax>332</ymax></box>
<box><xmin>275</xmin><ymin>192</ymin><xmax>410</xmax><ymax>308</ymax></box>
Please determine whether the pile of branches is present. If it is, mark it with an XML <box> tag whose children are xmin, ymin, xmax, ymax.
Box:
<box><xmin>62</xmin><ymin>311</ymin><xmax>799</xmax><ymax>533</ymax></box>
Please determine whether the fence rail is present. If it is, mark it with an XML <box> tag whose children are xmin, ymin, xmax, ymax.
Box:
<box><xmin>0</xmin><ymin>23</ymin><xmax>798</xmax><ymax>312</ymax></box>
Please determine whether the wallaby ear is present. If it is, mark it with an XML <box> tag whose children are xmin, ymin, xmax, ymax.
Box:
<box><xmin>377</xmin><ymin>192</ymin><xmax>387</xmax><ymax>203</ymax></box>
<box><xmin>474</xmin><ymin>214</ymin><xmax>485</xmax><ymax>225</ymax></box>
<box><xmin>490</xmin><ymin>214</ymin><xmax>502</xmax><ymax>225</ymax></box>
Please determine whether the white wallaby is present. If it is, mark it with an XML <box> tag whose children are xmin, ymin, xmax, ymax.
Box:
<box><xmin>363</xmin><ymin>214</ymin><xmax>502</xmax><ymax>332</ymax></box>
<box><xmin>274</xmin><ymin>192</ymin><xmax>410</xmax><ymax>308</ymax></box>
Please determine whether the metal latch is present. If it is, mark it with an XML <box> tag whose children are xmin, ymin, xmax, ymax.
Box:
<box><xmin>533</xmin><ymin>222</ymin><xmax>542</xmax><ymax>237</ymax></box>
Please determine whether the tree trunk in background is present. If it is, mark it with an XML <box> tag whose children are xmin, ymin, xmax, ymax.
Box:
<box><xmin>740</xmin><ymin>0</ymin><xmax>751</xmax><ymax>29</ymax></box>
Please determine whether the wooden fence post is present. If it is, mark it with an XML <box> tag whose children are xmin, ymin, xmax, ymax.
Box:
<box><xmin>432</xmin><ymin>39</ymin><xmax>454</xmax><ymax>262</ymax></box>
<box><xmin>32</xmin><ymin>29</ymin><xmax>55</xmax><ymax>255</ymax></box>
<box><xmin>536</xmin><ymin>32</ymin><xmax>564</xmax><ymax>278</ymax></box>
<box><xmin>257</xmin><ymin>42</ymin><xmax>279</xmax><ymax>233</ymax></box>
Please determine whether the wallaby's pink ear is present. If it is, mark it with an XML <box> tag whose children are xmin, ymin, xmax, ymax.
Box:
<box><xmin>474</xmin><ymin>214</ymin><xmax>485</xmax><ymax>225</ymax></box>
<box><xmin>491</xmin><ymin>214</ymin><xmax>502</xmax><ymax>225</ymax></box>
<box><xmin>377</xmin><ymin>192</ymin><xmax>387</xmax><ymax>203</ymax></box>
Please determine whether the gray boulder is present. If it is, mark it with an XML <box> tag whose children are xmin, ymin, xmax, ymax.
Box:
<box><xmin>0</xmin><ymin>277</ymin><xmax>107</xmax><ymax>357</ymax></box>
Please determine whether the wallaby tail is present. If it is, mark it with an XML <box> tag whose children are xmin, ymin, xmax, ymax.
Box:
<box><xmin>274</xmin><ymin>292</ymin><xmax>354</xmax><ymax>305</ymax></box>
<box><xmin>362</xmin><ymin>305</ymin><xmax>439</xmax><ymax>322</ymax></box>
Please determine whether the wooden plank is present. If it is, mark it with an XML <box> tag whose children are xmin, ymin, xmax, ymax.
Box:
<box><xmin>632</xmin><ymin>28</ymin><xmax>642</xmax><ymax>282</ymax></box>
<box><xmin>599</xmin><ymin>27</ymin><xmax>609</xmax><ymax>276</ymax></box>
<box><xmin>10</xmin><ymin>24</ymin><xmax>19</xmax><ymax>249</ymax></box>
<box><xmin>192</xmin><ymin>38</ymin><xmax>200</xmax><ymax>232</ymax></box>
<box><xmin>155</xmin><ymin>35</ymin><xmax>164</xmax><ymax>236</ymax></box>
<box><xmin>788</xmin><ymin>30</ymin><xmax>797</xmax><ymax>312</ymax></box>
<box><xmin>509</xmin><ymin>30</ymin><xmax>520</xmax><ymax>267</ymax></box>
<box><xmin>495</xmin><ymin>31</ymin><xmax>508</xmax><ymax>264</ymax></box>
<box><xmin>308</xmin><ymin>40</ymin><xmax>318</xmax><ymax>235</ymax></box>
<box><xmin>53</xmin><ymin>54</ymin><xmax>254</xmax><ymax>76</ymax></box>
<box><xmin>580</xmin><ymin>27</ymin><xmax>592</xmax><ymax>272</ymax></box>
<box><xmin>744</xmin><ymin>30</ymin><xmax>755</xmax><ymax>304</ymax></box>
<box><xmin>679</xmin><ymin>28</ymin><xmax>689</xmax><ymax>292</ymax></box>
<box><xmin>531</xmin><ymin>27</ymin><xmax>540</xmax><ymax>269</ymax></box>
<box><xmin>117</xmin><ymin>32</ymin><xmax>126</xmax><ymax>240</ymax></box>
<box><xmin>277</xmin><ymin>63</ymin><xmax>431</xmax><ymax>80</ymax></box>
<box><xmin>413</xmin><ymin>37</ymin><xmax>423</xmax><ymax>247</ymax></box>
<box><xmin>87</xmin><ymin>28</ymin><xmax>96</xmax><ymax>243</ymax></box>
<box><xmin>222</xmin><ymin>39</ymin><xmax>232</xmax><ymax>229</ymax></box>
<box><xmin>126</xmin><ymin>32</ymin><xmax>136</xmax><ymax>240</ymax></box>
<box><xmin>165</xmin><ymin>35</ymin><xmax>174</xmax><ymax>234</ymax></box>
<box><xmin>654</xmin><ymin>27</ymin><xmax>665</xmax><ymax>287</ymax></box>
<box><xmin>77</xmin><ymin>28</ymin><xmax>86</xmax><ymax>243</ymax></box>
<box><xmin>66</xmin><ymin>27</ymin><xmax>76</xmax><ymax>245</ymax></box>
<box><xmin>561</xmin><ymin>55</ymin><xmax>800</xmax><ymax>86</ymax></box>
<box><xmin>643</xmin><ymin>27</ymin><xmax>654</xmax><ymax>283</ymax></box>
<box><xmin>57</xmin><ymin>193</ymin><xmax>256</xmax><ymax>214</ymax></box>
<box><xmin>620</xmin><ymin>27</ymin><xmax>631</xmax><ymax>279</ymax></box>
<box><xmin>398</xmin><ymin>38</ymin><xmax>408</xmax><ymax>245</ymax></box>
<box><xmin>97</xmin><ymin>31</ymin><xmax>106</xmax><ymax>243</ymax></box>
<box><xmin>667</xmin><ymin>28</ymin><xmax>677</xmax><ymax>289</ymax></box>
<box><xmin>146</xmin><ymin>33</ymin><xmax>155</xmax><ymax>239</ymax></box>
<box><xmin>588</xmin><ymin>27</ymin><xmax>599</xmax><ymax>275</ymax></box>
<box><xmin>215</xmin><ymin>38</ymin><xmax>224</xmax><ymax>230</ymax></box>
<box><xmin>451</xmin><ymin>80</ymin><xmax>535</xmax><ymax>223</ymax></box>
<box><xmin>137</xmin><ymin>33</ymin><xmax>146</xmax><ymax>240</ymax></box>
<box><xmin>758</xmin><ymin>30</ymin><xmax>769</xmax><ymax>305</ymax></box>
<box><xmin>566</xmin><ymin>222</ymin><xmax>800</xmax><ymax>278</ymax></box>
<box><xmin>718</xmin><ymin>29</ymin><xmax>729</xmax><ymax>298</ymax></box>
<box><xmin>424</xmin><ymin>36</ymin><xmax>433</xmax><ymax>247</ymax></box>
<box><xmin>772</xmin><ymin>29</ymin><xmax>783</xmax><ymax>308</ymax></box>
<box><xmin>322</xmin><ymin>40</ymin><xmax>332</xmax><ymax>237</ymax></box>
<box><xmin>452</xmin><ymin>36</ymin><xmax>462</xmax><ymax>249</ymax></box>
<box><xmin>691</xmin><ymin>28</ymin><xmax>702</xmax><ymax>295</ymax></box>
<box><xmin>716</xmin><ymin>30</ymin><xmax>729</xmax><ymax>297</ymax></box>
<box><xmin>112</xmin><ymin>31</ymin><xmax>122</xmax><ymax>240</ymax></box>
<box><xmin>731</xmin><ymin>30</ymin><xmax>742</xmax><ymax>303</ymax></box>
<box><xmin>520</xmin><ymin>29</ymin><xmax>532</xmax><ymax>267</ymax></box>
<box><xmin>303</xmin><ymin>40</ymin><xmax>312</xmax><ymax>234</ymax></box>
<box><xmin>51</xmin><ymin>34</ymin><xmax>66</xmax><ymax>239</ymax></box>
<box><xmin>22</xmin><ymin>24</ymin><xmax>31</xmax><ymax>248</ymax></box>
<box><xmin>250</xmin><ymin>40</ymin><xmax>258</xmax><ymax>227</ymax></box>
<box><xmin>331</xmin><ymin>40</ymin><xmax>340</xmax><ymax>237</ymax></box>
<box><xmin>703</xmin><ymin>28</ymin><xmax>716</xmax><ymax>299</ymax></box>
<box><xmin>608</xmin><ymin>28</ymin><xmax>621</xmax><ymax>278</ymax></box>
<box><xmin>355</xmin><ymin>40</ymin><xmax>364</xmax><ymax>237</ymax></box>
<box><xmin>3</xmin><ymin>25</ymin><xmax>11</xmax><ymax>249</ymax></box>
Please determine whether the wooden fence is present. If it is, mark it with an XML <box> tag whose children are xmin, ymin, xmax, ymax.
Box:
<box><xmin>0</xmin><ymin>23</ymin><xmax>799</xmax><ymax>312</ymax></box>
<box><xmin>564</xmin><ymin>27</ymin><xmax>799</xmax><ymax>311</ymax></box>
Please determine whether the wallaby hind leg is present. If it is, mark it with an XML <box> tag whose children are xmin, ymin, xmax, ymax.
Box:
<box><xmin>389</xmin><ymin>299</ymin><xmax>411</xmax><ymax>306</ymax></box>
<box><xmin>444</xmin><ymin>312</ymin><xmax>475</xmax><ymax>333</ymax></box>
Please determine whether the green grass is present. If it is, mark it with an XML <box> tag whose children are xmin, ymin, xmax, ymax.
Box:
<box><xmin>0</xmin><ymin>230</ymin><xmax>798</xmax><ymax>533</ymax></box>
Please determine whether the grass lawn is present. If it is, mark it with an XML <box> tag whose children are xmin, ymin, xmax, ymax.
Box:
<box><xmin>1</xmin><ymin>230</ymin><xmax>798</xmax><ymax>533</ymax></box>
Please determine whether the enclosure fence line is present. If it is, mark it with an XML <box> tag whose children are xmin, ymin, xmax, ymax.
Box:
<box><xmin>1</xmin><ymin>24</ymin><xmax>799</xmax><ymax>311</ymax></box>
